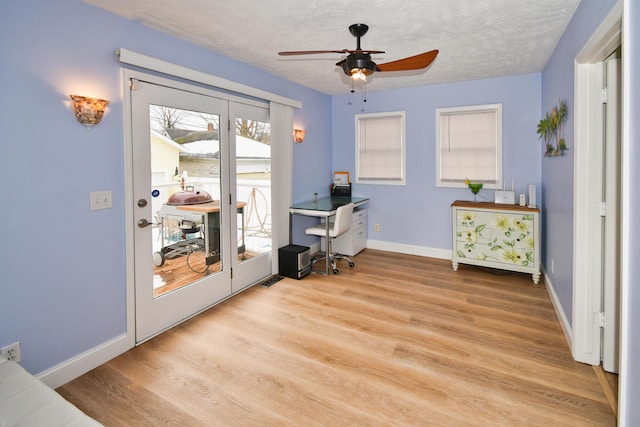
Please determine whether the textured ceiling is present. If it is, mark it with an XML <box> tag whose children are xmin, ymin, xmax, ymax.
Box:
<box><xmin>83</xmin><ymin>0</ymin><xmax>581</xmax><ymax>95</ymax></box>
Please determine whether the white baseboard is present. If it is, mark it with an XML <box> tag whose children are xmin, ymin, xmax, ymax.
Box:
<box><xmin>37</xmin><ymin>333</ymin><xmax>132</xmax><ymax>389</ymax></box>
<box><xmin>309</xmin><ymin>241</ymin><xmax>321</xmax><ymax>255</ymax></box>
<box><xmin>541</xmin><ymin>265</ymin><xmax>573</xmax><ymax>350</ymax></box>
<box><xmin>366</xmin><ymin>239</ymin><xmax>451</xmax><ymax>260</ymax></box>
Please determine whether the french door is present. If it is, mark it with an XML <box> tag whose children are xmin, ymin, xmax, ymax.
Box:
<box><xmin>130</xmin><ymin>78</ymin><xmax>272</xmax><ymax>343</ymax></box>
<box><xmin>601</xmin><ymin>50</ymin><xmax>621</xmax><ymax>373</ymax></box>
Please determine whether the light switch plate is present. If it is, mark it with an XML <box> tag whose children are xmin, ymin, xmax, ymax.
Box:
<box><xmin>90</xmin><ymin>191</ymin><xmax>113</xmax><ymax>210</ymax></box>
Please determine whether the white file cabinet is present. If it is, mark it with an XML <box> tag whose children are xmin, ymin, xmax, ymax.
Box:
<box><xmin>321</xmin><ymin>207</ymin><xmax>367</xmax><ymax>256</ymax></box>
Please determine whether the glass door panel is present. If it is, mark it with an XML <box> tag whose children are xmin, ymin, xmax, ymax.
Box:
<box><xmin>231</xmin><ymin>103</ymin><xmax>272</xmax><ymax>291</ymax></box>
<box><xmin>131</xmin><ymin>79</ymin><xmax>232</xmax><ymax>343</ymax></box>
<box><xmin>150</xmin><ymin>104</ymin><xmax>224</xmax><ymax>296</ymax></box>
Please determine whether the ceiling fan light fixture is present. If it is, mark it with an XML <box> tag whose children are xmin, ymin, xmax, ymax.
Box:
<box><xmin>279</xmin><ymin>23</ymin><xmax>439</xmax><ymax>88</ymax></box>
<box><xmin>341</xmin><ymin>52</ymin><xmax>376</xmax><ymax>79</ymax></box>
<box><xmin>350</xmin><ymin>69</ymin><xmax>369</xmax><ymax>81</ymax></box>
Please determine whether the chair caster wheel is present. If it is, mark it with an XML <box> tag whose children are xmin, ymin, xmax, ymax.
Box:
<box><xmin>333</xmin><ymin>268</ymin><xmax>339</xmax><ymax>274</ymax></box>
<box><xmin>349</xmin><ymin>262</ymin><xmax>355</xmax><ymax>267</ymax></box>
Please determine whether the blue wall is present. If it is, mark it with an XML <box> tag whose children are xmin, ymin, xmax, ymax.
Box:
<box><xmin>540</xmin><ymin>0</ymin><xmax>618</xmax><ymax>325</ymax></box>
<box><xmin>0</xmin><ymin>0</ymin><xmax>331</xmax><ymax>375</ymax></box>
<box><xmin>1</xmin><ymin>1</ymin><xmax>638</xmax><ymax>422</ymax></box>
<box><xmin>540</xmin><ymin>0</ymin><xmax>640</xmax><ymax>423</ymax></box>
<box><xmin>622</xmin><ymin>1</ymin><xmax>640</xmax><ymax>424</ymax></box>
<box><xmin>331</xmin><ymin>74</ymin><xmax>541</xmax><ymax>251</ymax></box>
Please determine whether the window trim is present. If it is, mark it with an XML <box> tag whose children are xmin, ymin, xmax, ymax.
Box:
<box><xmin>355</xmin><ymin>111</ymin><xmax>406</xmax><ymax>186</ymax></box>
<box><xmin>435</xmin><ymin>103</ymin><xmax>502</xmax><ymax>189</ymax></box>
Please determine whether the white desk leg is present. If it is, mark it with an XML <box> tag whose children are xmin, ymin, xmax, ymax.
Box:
<box><xmin>325</xmin><ymin>219</ymin><xmax>330</xmax><ymax>275</ymax></box>
<box><xmin>289</xmin><ymin>212</ymin><xmax>293</xmax><ymax>245</ymax></box>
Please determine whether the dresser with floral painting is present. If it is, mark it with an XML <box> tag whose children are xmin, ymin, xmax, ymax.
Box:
<box><xmin>451</xmin><ymin>200</ymin><xmax>541</xmax><ymax>284</ymax></box>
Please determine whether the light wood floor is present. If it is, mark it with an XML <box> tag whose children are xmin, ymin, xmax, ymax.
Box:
<box><xmin>153</xmin><ymin>250</ymin><xmax>259</xmax><ymax>297</ymax></box>
<box><xmin>57</xmin><ymin>250</ymin><xmax>616</xmax><ymax>426</ymax></box>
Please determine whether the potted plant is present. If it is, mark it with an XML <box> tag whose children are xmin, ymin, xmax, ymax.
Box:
<box><xmin>537</xmin><ymin>99</ymin><xmax>567</xmax><ymax>156</ymax></box>
<box><xmin>536</xmin><ymin>113</ymin><xmax>554</xmax><ymax>155</ymax></box>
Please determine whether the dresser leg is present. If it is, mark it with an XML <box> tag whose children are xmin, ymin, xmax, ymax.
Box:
<box><xmin>532</xmin><ymin>272</ymin><xmax>541</xmax><ymax>284</ymax></box>
<box><xmin>452</xmin><ymin>261</ymin><xmax>458</xmax><ymax>271</ymax></box>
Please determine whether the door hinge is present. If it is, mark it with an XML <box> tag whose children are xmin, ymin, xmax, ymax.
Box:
<box><xmin>228</xmin><ymin>119</ymin><xmax>231</xmax><ymax>131</ymax></box>
<box><xmin>597</xmin><ymin>201</ymin><xmax>606</xmax><ymax>217</ymax></box>
<box><xmin>231</xmin><ymin>268</ymin><xmax>233</xmax><ymax>279</ymax></box>
<box><xmin>130</xmin><ymin>79</ymin><xmax>138</xmax><ymax>91</ymax></box>
<box><xmin>229</xmin><ymin>193</ymin><xmax>232</xmax><ymax>205</ymax></box>
<box><xmin>601</xmin><ymin>87</ymin><xmax>607</xmax><ymax>104</ymax></box>
<box><xmin>595</xmin><ymin>311</ymin><xmax>605</xmax><ymax>328</ymax></box>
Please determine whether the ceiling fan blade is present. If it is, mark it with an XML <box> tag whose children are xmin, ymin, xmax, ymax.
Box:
<box><xmin>376</xmin><ymin>50</ymin><xmax>439</xmax><ymax>72</ymax></box>
<box><xmin>279</xmin><ymin>49</ymin><xmax>385</xmax><ymax>56</ymax></box>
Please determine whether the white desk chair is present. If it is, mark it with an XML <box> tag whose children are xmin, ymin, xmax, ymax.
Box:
<box><xmin>305</xmin><ymin>202</ymin><xmax>355</xmax><ymax>274</ymax></box>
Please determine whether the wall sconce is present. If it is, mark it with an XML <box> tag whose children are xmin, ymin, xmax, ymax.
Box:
<box><xmin>70</xmin><ymin>95</ymin><xmax>110</xmax><ymax>130</ymax></box>
<box><xmin>293</xmin><ymin>128</ymin><xmax>306</xmax><ymax>143</ymax></box>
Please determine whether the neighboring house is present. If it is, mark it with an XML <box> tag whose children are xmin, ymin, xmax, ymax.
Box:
<box><xmin>150</xmin><ymin>129</ymin><xmax>187</xmax><ymax>185</ymax></box>
<box><xmin>152</xmin><ymin>127</ymin><xmax>270</xmax><ymax>185</ymax></box>
<box><xmin>180</xmin><ymin>134</ymin><xmax>271</xmax><ymax>177</ymax></box>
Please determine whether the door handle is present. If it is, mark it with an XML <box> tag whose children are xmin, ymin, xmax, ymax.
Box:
<box><xmin>137</xmin><ymin>219</ymin><xmax>155</xmax><ymax>228</ymax></box>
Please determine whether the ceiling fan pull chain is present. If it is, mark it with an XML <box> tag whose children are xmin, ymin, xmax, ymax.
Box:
<box><xmin>347</xmin><ymin>80</ymin><xmax>355</xmax><ymax>105</ymax></box>
<box><xmin>361</xmin><ymin>82</ymin><xmax>367</xmax><ymax>111</ymax></box>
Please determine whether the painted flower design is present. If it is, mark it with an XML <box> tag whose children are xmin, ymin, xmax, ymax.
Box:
<box><xmin>514</xmin><ymin>218</ymin><xmax>529</xmax><ymax>232</ymax></box>
<box><xmin>502</xmin><ymin>248</ymin><xmax>524</xmax><ymax>264</ymax></box>
<box><xmin>463</xmin><ymin>231</ymin><xmax>477</xmax><ymax>243</ymax></box>
<box><xmin>460</xmin><ymin>212</ymin><xmax>476</xmax><ymax>224</ymax></box>
<box><xmin>494</xmin><ymin>214</ymin><xmax>510</xmax><ymax>230</ymax></box>
<box><xmin>526</xmin><ymin>237</ymin><xmax>535</xmax><ymax>249</ymax></box>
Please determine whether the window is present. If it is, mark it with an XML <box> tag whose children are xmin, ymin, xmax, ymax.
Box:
<box><xmin>355</xmin><ymin>111</ymin><xmax>405</xmax><ymax>185</ymax></box>
<box><xmin>436</xmin><ymin>104</ymin><xmax>502</xmax><ymax>188</ymax></box>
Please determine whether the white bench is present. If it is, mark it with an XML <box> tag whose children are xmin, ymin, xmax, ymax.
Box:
<box><xmin>0</xmin><ymin>356</ymin><xmax>102</xmax><ymax>426</ymax></box>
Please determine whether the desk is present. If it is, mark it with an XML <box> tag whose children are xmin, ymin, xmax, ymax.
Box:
<box><xmin>289</xmin><ymin>196</ymin><xmax>369</xmax><ymax>274</ymax></box>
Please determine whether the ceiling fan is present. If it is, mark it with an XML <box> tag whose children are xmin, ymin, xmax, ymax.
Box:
<box><xmin>278</xmin><ymin>23</ymin><xmax>439</xmax><ymax>82</ymax></box>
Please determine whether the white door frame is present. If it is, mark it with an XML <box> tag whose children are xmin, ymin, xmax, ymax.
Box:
<box><xmin>572</xmin><ymin>1</ymin><xmax>622</xmax><ymax>365</ymax></box>
<box><xmin>602</xmin><ymin>52</ymin><xmax>621</xmax><ymax>373</ymax></box>
<box><xmin>121</xmin><ymin>63</ymin><xmax>299</xmax><ymax>347</ymax></box>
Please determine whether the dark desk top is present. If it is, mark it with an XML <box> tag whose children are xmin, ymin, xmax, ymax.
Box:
<box><xmin>290</xmin><ymin>196</ymin><xmax>369</xmax><ymax>212</ymax></box>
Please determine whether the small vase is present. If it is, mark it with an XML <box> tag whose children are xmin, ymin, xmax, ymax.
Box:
<box><xmin>468</xmin><ymin>183</ymin><xmax>483</xmax><ymax>202</ymax></box>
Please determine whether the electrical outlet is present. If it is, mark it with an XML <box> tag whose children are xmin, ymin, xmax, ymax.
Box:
<box><xmin>1</xmin><ymin>342</ymin><xmax>21</xmax><ymax>362</ymax></box>
<box><xmin>374</xmin><ymin>223</ymin><xmax>380</xmax><ymax>232</ymax></box>
<box><xmin>551</xmin><ymin>259</ymin><xmax>555</xmax><ymax>274</ymax></box>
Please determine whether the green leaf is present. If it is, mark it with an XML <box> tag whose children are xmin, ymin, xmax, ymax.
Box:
<box><xmin>475</xmin><ymin>224</ymin><xmax>486</xmax><ymax>233</ymax></box>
